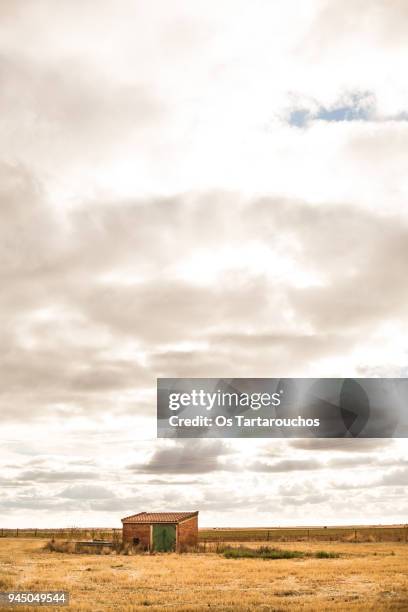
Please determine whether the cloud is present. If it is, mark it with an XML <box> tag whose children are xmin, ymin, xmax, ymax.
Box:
<box><xmin>286</xmin><ymin>493</ymin><xmax>327</xmax><ymax>506</ymax></box>
<box><xmin>57</xmin><ymin>195</ymin><xmax>408</xmax><ymax>351</ymax></box>
<box><xmin>327</xmin><ymin>456</ymin><xmax>377</xmax><ymax>468</ymax></box>
<box><xmin>145</xmin><ymin>479</ymin><xmax>201</xmax><ymax>486</ymax></box>
<box><xmin>289</xmin><ymin>439</ymin><xmax>392</xmax><ymax>452</ymax></box>
<box><xmin>0</xmin><ymin>50</ymin><xmax>164</xmax><ymax>170</ymax></box>
<box><xmin>0</xmin><ymin>1</ymin><xmax>407</xmax><ymax>528</ymax></box>
<box><xmin>129</xmin><ymin>441</ymin><xmax>233</xmax><ymax>474</ymax></box>
<box><xmin>378</xmin><ymin>468</ymin><xmax>408</xmax><ymax>487</ymax></box>
<box><xmin>0</xmin><ymin>496</ymin><xmax>82</xmax><ymax>512</ymax></box>
<box><xmin>89</xmin><ymin>498</ymin><xmax>144</xmax><ymax>513</ymax></box>
<box><xmin>248</xmin><ymin>459</ymin><xmax>322</xmax><ymax>473</ymax></box>
<box><xmin>59</xmin><ymin>485</ymin><xmax>114</xmax><ymax>500</ymax></box>
<box><xmin>17</xmin><ymin>470</ymin><xmax>97</xmax><ymax>482</ymax></box>
<box><xmin>309</xmin><ymin>0</ymin><xmax>408</xmax><ymax>49</ymax></box>
<box><xmin>3</xmin><ymin>181</ymin><xmax>408</xmax><ymax>423</ymax></box>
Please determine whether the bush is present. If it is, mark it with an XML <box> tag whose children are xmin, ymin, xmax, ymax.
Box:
<box><xmin>222</xmin><ymin>546</ymin><xmax>304</xmax><ymax>559</ymax></box>
<box><xmin>314</xmin><ymin>550</ymin><xmax>339</xmax><ymax>559</ymax></box>
<box><xmin>44</xmin><ymin>539</ymin><xmax>76</xmax><ymax>553</ymax></box>
<box><xmin>45</xmin><ymin>539</ymin><xmax>118</xmax><ymax>555</ymax></box>
<box><xmin>220</xmin><ymin>546</ymin><xmax>341</xmax><ymax>560</ymax></box>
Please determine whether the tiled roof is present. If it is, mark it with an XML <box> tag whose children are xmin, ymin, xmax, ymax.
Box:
<box><xmin>121</xmin><ymin>511</ymin><xmax>198</xmax><ymax>524</ymax></box>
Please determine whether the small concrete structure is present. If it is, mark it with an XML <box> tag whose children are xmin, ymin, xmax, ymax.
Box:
<box><xmin>74</xmin><ymin>540</ymin><xmax>113</xmax><ymax>553</ymax></box>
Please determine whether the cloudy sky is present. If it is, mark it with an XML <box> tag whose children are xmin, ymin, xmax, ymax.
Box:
<box><xmin>1</xmin><ymin>0</ymin><xmax>407</xmax><ymax>528</ymax></box>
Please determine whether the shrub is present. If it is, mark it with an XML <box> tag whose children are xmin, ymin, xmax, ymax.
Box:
<box><xmin>314</xmin><ymin>551</ymin><xmax>339</xmax><ymax>559</ymax></box>
<box><xmin>220</xmin><ymin>546</ymin><xmax>341</xmax><ymax>560</ymax></box>
<box><xmin>44</xmin><ymin>539</ymin><xmax>75</xmax><ymax>553</ymax></box>
<box><xmin>222</xmin><ymin>546</ymin><xmax>304</xmax><ymax>560</ymax></box>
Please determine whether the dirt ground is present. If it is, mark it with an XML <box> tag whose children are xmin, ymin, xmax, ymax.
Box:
<box><xmin>0</xmin><ymin>538</ymin><xmax>407</xmax><ymax>611</ymax></box>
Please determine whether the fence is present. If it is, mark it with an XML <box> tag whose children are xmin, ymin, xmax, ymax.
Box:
<box><xmin>1</xmin><ymin>526</ymin><xmax>407</xmax><ymax>543</ymax></box>
<box><xmin>199</xmin><ymin>526</ymin><xmax>408</xmax><ymax>543</ymax></box>
<box><xmin>0</xmin><ymin>528</ymin><xmax>122</xmax><ymax>540</ymax></box>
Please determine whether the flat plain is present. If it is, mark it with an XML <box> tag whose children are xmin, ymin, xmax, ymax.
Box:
<box><xmin>1</xmin><ymin>538</ymin><xmax>408</xmax><ymax>611</ymax></box>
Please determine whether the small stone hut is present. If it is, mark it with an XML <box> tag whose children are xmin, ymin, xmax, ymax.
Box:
<box><xmin>121</xmin><ymin>511</ymin><xmax>199</xmax><ymax>552</ymax></box>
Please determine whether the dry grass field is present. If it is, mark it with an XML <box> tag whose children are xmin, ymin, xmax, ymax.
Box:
<box><xmin>0</xmin><ymin>538</ymin><xmax>407</xmax><ymax>611</ymax></box>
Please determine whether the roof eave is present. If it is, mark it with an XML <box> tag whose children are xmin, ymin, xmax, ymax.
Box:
<box><xmin>121</xmin><ymin>511</ymin><xmax>199</xmax><ymax>524</ymax></box>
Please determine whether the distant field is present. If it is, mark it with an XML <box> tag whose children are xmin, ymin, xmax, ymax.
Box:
<box><xmin>1</xmin><ymin>525</ymin><xmax>407</xmax><ymax>542</ymax></box>
<box><xmin>199</xmin><ymin>525</ymin><xmax>408</xmax><ymax>543</ymax></box>
<box><xmin>1</xmin><ymin>538</ymin><xmax>407</xmax><ymax>611</ymax></box>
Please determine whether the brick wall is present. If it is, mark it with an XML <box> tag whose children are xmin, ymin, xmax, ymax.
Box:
<box><xmin>122</xmin><ymin>523</ymin><xmax>150</xmax><ymax>550</ymax></box>
<box><xmin>123</xmin><ymin>515</ymin><xmax>199</xmax><ymax>552</ymax></box>
<box><xmin>178</xmin><ymin>515</ymin><xmax>198</xmax><ymax>551</ymax></box>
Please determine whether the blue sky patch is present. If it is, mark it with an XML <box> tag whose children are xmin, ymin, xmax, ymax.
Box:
<box><xmin>288</xmin><ymin>109</ymin><xmax>311</xmax><ymax>128</ymax></box>
<box><xmin>315</xmin><ymin>104</ymin><xmax>370</xmax><ymax>122</ymax></box>
<box><xmin>288</xmin><ymin>92</ymin><xmax>375</xmax><ymax>127</ymax></box>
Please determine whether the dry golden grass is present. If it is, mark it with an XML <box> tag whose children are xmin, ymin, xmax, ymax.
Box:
<box><xmin>0</xmin><ymin>538</ymin><xmax>407</xmax><ymax>611</ymax></box>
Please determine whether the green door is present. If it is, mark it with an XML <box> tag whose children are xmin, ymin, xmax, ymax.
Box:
<box><xmin>152</xmin><ymin>524</ymin><xmax>176</xmax><ymax>552</ymax></box>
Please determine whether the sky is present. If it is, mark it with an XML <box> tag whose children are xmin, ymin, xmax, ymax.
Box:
<box><xmin>0</xmin><ymin>0</ymin><xmax>407</xmax><ymax>528</ymax></box>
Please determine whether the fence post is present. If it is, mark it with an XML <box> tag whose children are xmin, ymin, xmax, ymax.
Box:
<box><xmin>16</xmin><ymin>529</ymin><xmax>19</xmax><ymax>537</ymax></box>
<box><xmin>354</xmin><ymin>529</ymin><xmax>357</xmax><ymax>542</ymax></box>
<box><xmin>307</xmin><ymin>529</ymin><xmax>310</xmax><ymax>541</ymax></box>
